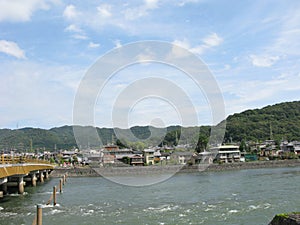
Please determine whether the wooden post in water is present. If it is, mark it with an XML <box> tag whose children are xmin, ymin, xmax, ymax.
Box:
<box><xmin>59</xmin><ymin>179</ymin><xmax>62</xmax><ymax>193</ymax></box>
<box><xmin>53</xmin><ymin>186</ymin><xmax>56</xmax><ymax>206</ymax></box>
<box><xmin>37</xmin><ymin>204</ymin><xmax>42</xmax><ymax>225</ymax></box>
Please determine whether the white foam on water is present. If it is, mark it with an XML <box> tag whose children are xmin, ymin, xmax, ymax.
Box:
<box><xmin>1</xmin><ymin>212</ymin><xmax>18</xmax><ymax>217</ymax></box>
<box><xmin>204</xmin><ymin>208</ymin><xmax>212</xmax><ymax>212</ymax></box>
<box><xmin>264</xmin><ymin>203</ymin><xmax>272</xmax><ymax>209</ymax></box>
<box><xmin>143</xmin><ymin>204</ymin><xmax>179</xmax><ymax>213</ymax></box>
<box><xmin>40</xmin><ymin>203</ymin><xmax>61</xmax><ymax>208</ymax></box>
<box><xmin>36</xmin><ymin>191</ymin><xmax>52</xmax><ymax>195</ymax></box>
<box><xmin>248</xmin><ymin>205</ymin><xmax>261</xmax><ymax>210</ymax></box>
<box><xmin>0</xmin><ymin>207</ymin><xmax>4</xmax><ymax>211</ymax></box>
<box><xmin>228</xmin><ymin>209</ymin><xmax>239</xmax><ymax>214</ymax></box>
<box><xmin>81</xmin><ymin>208</ymin><xmax>95</xmax><ymax>216</ymax></box>
<box><xmin>47</xmin><ymin>209</ymin><xmax>64</xmax><ymax>215</ymax></box>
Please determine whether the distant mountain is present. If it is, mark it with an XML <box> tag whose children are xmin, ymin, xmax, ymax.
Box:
<box><xmin>0</xmin><ymin>101</ymin><xmax>299</xmax><ymax>151</ymax></box>
<box><xmin>224</xmin><ymin>101</ymin><xmax>300</xmax><ymax>142</ymax></box>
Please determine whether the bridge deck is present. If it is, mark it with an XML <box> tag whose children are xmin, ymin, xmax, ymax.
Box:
<box><xmin>0</xmin><ymin>164</ymin><xmax>54</xmax><ymax>178</ymax></box>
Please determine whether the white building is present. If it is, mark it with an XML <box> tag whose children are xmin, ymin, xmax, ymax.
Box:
<box><xmin>211</xmin><ymin>145</ymin><xmax>241</xmax><ymax>163</ymax></box>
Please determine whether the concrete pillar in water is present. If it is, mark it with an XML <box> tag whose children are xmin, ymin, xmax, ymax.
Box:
<box><xmin>44</xmin><ymin>170</ymin><xmax>49</xmax><ymax>180</ymax></box>
<box><xmin>18</xmin><ymin>176</ymin><xmax>24</xmax><ymax>195</ymax></box>
<box><xmin>31</xmin><ymin>173</ymin><xmax>37</xmax><ymax>187</ymax></box>
<box><xmin>1</xmin><ymin>181</ymin><xmax>8</xmax><ymax>195</ymax></box>
<box><xmin>39</xmin><ymin>172</ymin><xmax>44</xmax><ymax>183</ymax></box>
<box><xmin>2</xmin><ymin>183</ymin><xmax>7</xmax><ymax>195</ymax></box>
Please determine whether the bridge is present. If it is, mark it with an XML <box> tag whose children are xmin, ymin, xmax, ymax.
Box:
<box><xmin>0</xmin><ymin>155</ymin><xmax>54</xmax><ymax>196</ymax></box>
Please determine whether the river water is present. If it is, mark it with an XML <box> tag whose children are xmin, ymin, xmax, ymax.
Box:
<box><xmin>0</xmin><ymin>167</ymin><xmax>299</xmax><ymax>225</ymax></box>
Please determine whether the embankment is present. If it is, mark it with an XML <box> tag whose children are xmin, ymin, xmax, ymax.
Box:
<box><xmin>51</xmin><ymin>167</ymin><xmax>100</xmax><ymax>177</ymax></box>
<box><xmin>51</xmin><ymin>159</ymin><xmax>300</xmax><ymax>177</ymax></box>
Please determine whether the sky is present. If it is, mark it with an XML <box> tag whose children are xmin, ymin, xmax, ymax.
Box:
<box><xmin>0</xmin><ymin>0</ymin><xmax>300</xmax><ymax>129</ymax></box>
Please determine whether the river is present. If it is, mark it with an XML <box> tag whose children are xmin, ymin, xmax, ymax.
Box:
<box><xmin>0</xmin><ymin>167</ymin><xmax>299</xmax><ymax>225</ymax></box>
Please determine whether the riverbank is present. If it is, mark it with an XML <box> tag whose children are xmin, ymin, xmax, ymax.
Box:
<box><xmin>203</xmin><ymin>159</ymin><xmax>300</xmax><ymax>172</ymax></box>
<box><xmin>51</xmin><ymin>167</ymin><xmax>100</xmax><ymax>177</ymax></box>
<box><xmin>51</xmin><ymin>159</ymin><xmax>300</xmax><ymax>177</ymax></box>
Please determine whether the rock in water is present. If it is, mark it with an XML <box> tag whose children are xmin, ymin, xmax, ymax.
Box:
<box><xmin>269</xmin><ymin>213</ymin><xmax>300</xmax><ymax>225</ymax></box>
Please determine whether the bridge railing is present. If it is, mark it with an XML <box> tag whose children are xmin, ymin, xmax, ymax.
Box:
<box><xmin>0</xmin><ymin>155</ymin><xmax>51</xmax><ymax>165</ymax></box>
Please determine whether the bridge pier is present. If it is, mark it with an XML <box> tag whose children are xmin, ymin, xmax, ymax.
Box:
<box><xmin>0</xmin><ymin>178</ymin><xmax>8</xmax><ymax>196</ymax></box>
<box><xmin>1</xmin><ymin>182</ymin><xmax>7</xmax><ymax>195</ymax></box>
<box><xmin>7</xmin><ymin>176</ymin><xmax>26</xmax><ymax>194</ymax></box>
<box><xmin>44</xmin><ymin>170</ymin><xmax>49</xmax><ymax>180</ymax></box>
<box><xmin>18</xmin><ymin>176</ymin><xmax>25</xmax><ymax>195</ymax></box>
<box><xmin>38</xmin><ymin>171</ymin><xmax>44</xmax><ymax>183</ymax></box>
<box><xmin>24</xmin><ymin>173</ymin><xmax>37</xmax><ymax>187</ymax></box>
<box><xmin>31</xmin><ymin>173</ymin><xmax>37</xmax><ymax>187</ymax></box>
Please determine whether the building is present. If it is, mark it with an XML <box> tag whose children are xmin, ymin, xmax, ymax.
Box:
<box><xmin>153</xmin><ymin>150</ymin><xmax>161</xmax><ymax>163</ymax></box>
<box><xmin>101</xmin><ymin>146</ymin><xmax>134</xmax><ymax>165</ymax></box>
<box><xmin>170</xmin><ymin>151</ymin><xmax>194</xmax><ymax>165</ymax></box>
<box><xmin>281</xmin><ymin>141</ymin><xmax>300</xmax><ymax>154</ymax></box>
<box><xmin>143</xmin><ymin>149</ymin><xmax>155</xmax><ymax>165</ymax></box>
<box><xmin>211</xmin><ymin>145</ymin><xmax>241</xmax><ymax>163</ymax></box>
<box><xmin>197</xmin><ymin>151</ymin><xmax>215</xmax><ymax>164</ymax></box>
<box><xmin>130</xmin><ymin>154</ymin><xmax>144</xmax><ymax>166</ymax></box>
<box><xmin>259</xmin><ymin>140</ymin><xmax>277</xmax><ymax>157</ymax></box>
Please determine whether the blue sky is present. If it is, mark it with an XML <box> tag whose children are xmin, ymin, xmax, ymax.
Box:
<box><xmin>0</xmin><ymin>0</ymin><xmax>300</xmax><ymax>129</ymax></box>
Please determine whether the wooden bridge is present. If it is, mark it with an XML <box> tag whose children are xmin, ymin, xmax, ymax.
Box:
<box><xmin>0</xmin><ymin>155</ymin><xmax>54</xmax><ymax>196</ymax></box>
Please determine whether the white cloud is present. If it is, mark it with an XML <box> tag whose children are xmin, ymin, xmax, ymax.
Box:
<box><xmin>123</xmin><ymin>0</ymin><xmax>159</xmax><ymax>20</ymax></box>
<box><xmin>250</xmin><ymin>54</ymin><xmax>280</xmax><ymax>67</ymax></box>
<box><xmin>171</xmin><ymin>39</ymin><xmax>194</xmax><ymax>58</ymax></box>
<box><xmin>171</xmin><ymin>33</ymin><xmax>223</xmax><ymax>57</ymax></box>
<box><xmin>72</xmin><ymin>34</ymin><xmax>88</xmax><ymax>40</ymax></box>
<box><xmin>144</xmin><ymin>0</ymin><xmax>159</xmax><ymax>9</ymax></box>
<box><xmin>63</xmin><ymin>4</ymin><xmax>78</xmax><ymax>20</ymax></box>
<box><xmin>177</xmin><ymin>0</ymin><xmax>200</xmax><ymax>7</ymax></box>
<box><xmin>88</xmin><ymin>42</ymin><xmax>100</xmax><ymax>48</ymax></box>
<box><xmin>64</xmin><ymin>24</ymin><xmax>83</xmax><ymax>33</ymax></box>
<box><xmin>114</xmin><ymin>40</ymin><xmax>122</xmax><ymax>48</ymax></box>
<box><xmin>64</xmin><ymin>24</ymin><xmax>88</xmax><ymax>40</ymax></box>
<box><xmin>0</xmin><ymin>40</ymin><xmax>26</xmax><ymax>59</ymax></box>
<box><xmin>202</xmin><ymin>33</ymin><xmax>223</xmax><ymax>47</ymax></box>
<box><xmin>172</xmin><ymin>39</ymin><xmax>206</xmax><ymax>55</ymax></box>
<box><xmin>0</xmin><ymin>0</ymin><xmax>49</xmax><ymax>22</ymax></box>
<box><xmin>97</xmin><ymin>4</ymin><xmax>112</xmax><ymax>18</ymax></box>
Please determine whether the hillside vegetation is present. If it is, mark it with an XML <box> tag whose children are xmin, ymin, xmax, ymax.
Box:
<box><xmin>0</xmin><ymin>101</ymin><xmax>299</xmax><ymax>151</ymax></box>
<box><xmin>224</xmin><ymin>101</ymin><xmax>300</xmax><ymax>142</ymax></box>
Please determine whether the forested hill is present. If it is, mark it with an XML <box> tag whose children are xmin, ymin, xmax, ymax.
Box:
<box><xmin>224</xmin><ymin>101</ymin><xmax>300</xmax><ymax>142</ymax></box>
<box><xmin>0</xmin><ymin>101</ymin><xmax>299</xmax><ymax>150</ymax></box>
